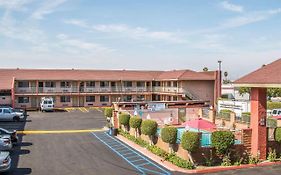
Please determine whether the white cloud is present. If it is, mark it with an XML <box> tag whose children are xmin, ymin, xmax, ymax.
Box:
<box><xmin>56</xmin><ymin>34</ymin><xmax>115</xmax><ymax>53</ymax></box>
<box><xmin>31</xmin><ymin>0</ymin><xmax>68</xmax><ymax>20</ymax></box>
<box><xmin>220</xmin><ymin>8</ymin><xmax>281</xmax><ymax>29</ymax></box>
<box><xmin>0</xmin><ymin>0</ymin><xmax>33</xmax><ymax>11</ymax></box>
<box><xmin>64</xmin><ymin>20</ymin><xmax>185</xmax><ymax>43</ymax></box>
<box><xmin>63</xmin><ymin>19</ymin><xmax>88</xmax><ymax>28</ymax></box>
<box><xmin>221</xmin><ymin>1</ymin><xmax>243</xmax><ymax>13</ymax></box>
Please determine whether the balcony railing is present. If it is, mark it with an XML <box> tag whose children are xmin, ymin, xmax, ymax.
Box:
<box><xmin>15</xmin><ymin>86</ymin><xmax>198</xmax><ymax>99</ymax></box>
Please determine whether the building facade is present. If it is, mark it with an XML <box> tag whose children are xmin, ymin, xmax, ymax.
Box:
<box><xmin>0</xmin><ymin>69</ymin><xmax>221</xmax><ymax>109</ymax></box>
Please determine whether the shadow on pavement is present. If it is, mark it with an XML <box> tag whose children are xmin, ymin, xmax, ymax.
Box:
<box><xmin>4</xmin><ymin>114</ymin><xmax>32</xmax><ymax>175</ymax></box>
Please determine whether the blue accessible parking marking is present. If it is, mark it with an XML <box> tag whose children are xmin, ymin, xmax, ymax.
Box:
<box><xmin>92</xmin><ymin>132</ymin><xmax>171</xmax><ymax>175</ymax></box>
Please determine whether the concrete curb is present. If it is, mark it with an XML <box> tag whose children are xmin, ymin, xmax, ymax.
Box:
<box><xmin>116</xmin><ymin>135</ymin><xmax>281</xmax><ymax>174</ymax></box>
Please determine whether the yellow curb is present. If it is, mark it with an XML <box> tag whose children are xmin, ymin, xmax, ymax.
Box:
<box><xmin>17</xmin><ymin>129</ymin><xmax>105</xmax><ymax>134</ymax></box>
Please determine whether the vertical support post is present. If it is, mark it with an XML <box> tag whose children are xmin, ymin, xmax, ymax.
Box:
<box><xmin>11</xmin><ymin>77</ymin><xmax>15</xmax><ymax>108</ymax></box>
<box><xmin>250</xmin><ymin>87</ymin><xmax>267</xmax><ymax>159</ymax></box>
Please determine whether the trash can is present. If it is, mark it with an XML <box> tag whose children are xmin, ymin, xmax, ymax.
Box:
<box><xmin>112</xmin><ymin>128</ymin><xmax>118</xmax><ymax>136</ymax></box>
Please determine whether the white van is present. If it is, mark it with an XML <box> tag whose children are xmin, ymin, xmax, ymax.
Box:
<box><xmin>271</xmin><ymin>108</ymin><xmax>281</xmax><ymax>116</ymax></box>
<box><xmin>40</xmin><ymin>97</ymin><xmax>54</xmax><ymax>112</ymax></box>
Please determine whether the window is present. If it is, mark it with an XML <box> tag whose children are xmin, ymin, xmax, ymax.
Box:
<box><xmin>86</xmin><ymin>81</ymin><xmax>95</xmax><ymax>87</ymax></box>
<box><xmin>100</xmin><ymin>81</ymin><xmax>109</xmax><ymax>87</ymax></box>
<box><xmin>111</xmin><ymin>82</ymin><xmax>116</xmax><ymax>87</ymax></box>
<box><xmin>18</xmin><ymin>81</ymin><xmax>29</xmax><ymax>88</ymax></box>
<box><xmin>172</xmin><ymin>81</ymin><xmax>177</xmax><ymax>87</ymax></box>
<box><xmin>123</xmin><ymin>95</ymin><xmax>132</xmax><ymax>102</ymax></box>
<box><xmin>167</xmin><ymin>81</ymin><xmax>171</xmax><ymax>87</ymax></box>
<box><xmin>45</xmin><ymin>81</ymin><xmax>56</xmax><ymax>88</ymax></box>
<box><xmin>100</xmin><ymin>95</ymin><xmax>109</xmax><ymax>102</ymax></box>
<box><xmin>0</xmin><ymin>90</ymin><xmax>11</xmax><ymax>96</ymax></box>
<box><xmin>137</xmin><ymin>81</ymin><xmax>145</xmax><ymax>87</ymax></box>
<box><xmin>173</xmin><ymin>96</ymin><xmax>178</xmax><ymax>101</ymax></box>
<box><xmin>60</xmin><ymin>96</ymin><xmax>71</xmax><ymax>103</ymax></box>
<box><xmin>0</xmin><ymin>109</ymin><xmax>2</xmax><ymax>113</ymax></box>
<box><xmin>152</xmin><ymin>81</ymin><xmax>160</xmax><ymax>87</ymax></box>
<box><xmin>137</xmin><ymin>95</ymin><xmax>145</xmax><ymax>101</ymax></box>
<box><xmin>86</xmin><ymin>96</ymin><xmax>95</xmax><ymax>102</ymax></box>
<box><xmin>123</xmin><ymin>81</ymin><xmax>132</xmax><ymax>87</ymax></box>
<box><xmin>60</xmin><ymin>81</ymin><xmax>71</xmax><ymax>88</ymax></box>
<box><xmin>3</xmin><ymin>109</ymin><xmax>11</xmax><ymax>114</ymax></box>
<box><xmin>18</xmin><ymin>97</ymin><xmax>29</xmax><ymax>103</ymax></box>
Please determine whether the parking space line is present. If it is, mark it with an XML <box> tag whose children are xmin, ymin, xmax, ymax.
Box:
<box><xmin>17</xmin><ymin>129</ymin><xmax>104</xmax><ymax>134</ymax></box>
<box><xmin>92</xmin><ymin>132</ymin><xmax>171</xmax><ymax>175</ymax></box>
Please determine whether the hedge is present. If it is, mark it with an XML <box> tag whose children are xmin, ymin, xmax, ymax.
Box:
<box><xmin>218</xmin><ymin>109</ymin><xmax>232</xmax><ymax>121</ymax></box>
<box><xmin>160</xmin><ymin>127</ymin><xmax>178</xmax><ymax>144</ymax></box>
<box><xmin>118</xmin><ymin>129</ymin><xmax>194</xmax><ymax>169</ymax></box>
<box><xmin>181</xmin><ymin>132</ymin><xmax>200</xmax><ymax>153</ymax></box>
<box><xmin>274</xmin><ymin>127</ymin><xmax>281</xmax><ymax>143</ymax></box>
<box><xmin>129</xmin><ymin>116</ymin><xmax>142</xmax><ymax>129</ymax></box>
<box><xmin>211</xmin><ymin>131</ymin><xmax>235</xmax><ymax>156</ymax></box>
<box><xmin>104</xmin><ymin>107</ymin><xmax>113</xmax><ymax>118</ymax></box>
<box><xmin>241</xmin><ymin>112</ymin><xmax>250</xmax><ymax>124</ymax></box>
<box><xmin>267</xmin><ymin>102</ymin><xmax>281</xmax><ymax>110</ymax></box>
<box><xmin>267</xmin><ymin>118</ymin><xmax>277</xmax><ymax>128</ymax></box>
<box><xmin>119</xmin><ymin>113</ymin><xmax>130</xmax><ymax>127</ymax></box>
<box><xmin>141</xmin><ymin>120</ymin><xmax>158</xmax><ymax>136</ymax></box>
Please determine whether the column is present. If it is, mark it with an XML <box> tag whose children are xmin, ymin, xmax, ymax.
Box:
<box><xmin>250</xmin><ymin>87</ymin><xmax>267</xmax><ymax>159</ymax></box>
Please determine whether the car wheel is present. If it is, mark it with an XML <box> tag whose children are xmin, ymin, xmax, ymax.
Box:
<box><xmin>13</xmin><ymin>116</ymin><xmax>20</xmax><ymax>122</ymax></box>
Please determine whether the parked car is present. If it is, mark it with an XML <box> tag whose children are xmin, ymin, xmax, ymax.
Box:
<box><xmin>272</xmin><ymin>108</ymin><xmax>281</xmax><ymax>116</ymax></box>
<box><xmin>0</xmin><ymin>128</ymin><xmax>18</xmax><ymax>144</ymax></box>
<box><xmin>0</xmin><ymin>151</ymin><xmax>11</xmax><ymax>173</ymax></box>
<box><xmin>0</xmin><ymin>135</ymin><xmax>12</xmax><ymax>151</ymax></box>
<box><xmin>0</xmin><ymin>107</ymin><xmax>23</xmax><ymax>122</ymax></box>
<box><xmin>40</xmin><ymin>97</ymin><xmax>54</xmax><ymax>112</ymax></box>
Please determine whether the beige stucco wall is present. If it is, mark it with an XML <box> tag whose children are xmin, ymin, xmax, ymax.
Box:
<box><xmin>180</xmin><ymin>80</ymin><xmax>215</xmax><ymax>105</ymax></box>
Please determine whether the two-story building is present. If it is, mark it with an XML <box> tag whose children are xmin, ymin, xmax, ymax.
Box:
<box><xmin>0</xmin><ymin>68</ymin><xmax>221</xmax><ymax>109</ymax></box>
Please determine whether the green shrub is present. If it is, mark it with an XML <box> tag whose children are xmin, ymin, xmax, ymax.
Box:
<box><xmin>104</xmin><ymin>107</ymin><xmax>113</xmax><ymax>118</ymax></box>
<box><xmin>141</xmin><ymin>120</ymin><xmax>158</xmax><ymax>136</ymax></box>
<box><xmin>219</xmin><ymin>109</ymin><xmax>232</xmax><ymax>121</ymax></box>
<box><xmin>129</xmin><ymin>116</ymin><xmax>142</xmax><ymax>129</ymax></box>
<box><xmin>267</xmin><ymin>149</ymin><xmax>277</xmax><ymax>162</ymax></box>
<box><xmin>160</xmin><ymin>127</ymin><xmax>177</xmax><ymax>144</ymax></box>
<box><xmin>119</xmin><ymin>113</ymin><xmax>130</xmax><ymax>127</ymax></box>
<box><xmin>274</xmin><ymin>127</ymin><xmax>281</xmax><ymax>142</ymax></box>
<box><xmin>267</xmin><ymin>117</ymin><xmax>277</xmax><ymax>128</ymax></box>
<box><xmin>267</xmin><ymin>102</ymin><xmax>281</xmax><ymax>110</ymax></box>
<box><xmin>248</xmin><ymin>155</ymin><xmax>260</xmax><ymax>164</ymax></box>
<box><xmin>181</xmin><ymin>131</ymin><xmax>200</xmax><ymax>153</ymax></box>
<box><xmin>221</xmin><ymin>154</ymin><xmax>232</xmax><ymax>166</ymax></box>
<box><xmin>241</xmin><ymin>112</ymin><xmax>251</xmax><ymax>124</ymax></box>
<box><xmin>211</xmin><ymin>131</ymin><xmax>235</xmax><ymax>156</ymax></box>
<box><xmin>118</xmin><ymin>128</ymin><xmax>194</xmax><ymax>169</ymax></box>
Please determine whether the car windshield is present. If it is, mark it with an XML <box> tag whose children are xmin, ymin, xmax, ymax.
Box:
<box><xmin>272</xmin><ymin>110</ymin><xmax>277</xmax><ymax>114</ymax></box>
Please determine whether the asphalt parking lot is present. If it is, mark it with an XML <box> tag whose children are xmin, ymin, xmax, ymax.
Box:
<box><xmin>0</xmin><ymin>109</ymin><xmax>281</xmax><ymax>175</ymax></box>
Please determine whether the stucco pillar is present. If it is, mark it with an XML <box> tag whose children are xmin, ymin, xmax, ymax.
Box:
<box><xmin>250</xmin><ymin>87</ymin><xmax>267</xmax><ymax>159</ymax></box>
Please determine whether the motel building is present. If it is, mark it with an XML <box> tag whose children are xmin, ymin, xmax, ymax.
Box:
<box><xmin>0</xmin><ymin>68</ymin><xmax>221</xmax><ymax>110</ymax></box>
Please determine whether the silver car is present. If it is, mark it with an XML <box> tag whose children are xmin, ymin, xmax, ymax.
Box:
<box><xmin>0</xmin><ymin>135</ymin><xmax>12</xmax><ymax>151</ymax></box>
<box><xmin>0</xmin><ymin>151</ymin><xmax>11</xmax><ymax>173</ymax></box>
<box><xmin>0</xmin><ymin>107</ymin><xmax>22</xmax><ymax>122</ymax></box>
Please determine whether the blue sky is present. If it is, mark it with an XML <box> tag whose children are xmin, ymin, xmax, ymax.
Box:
<box><xmin>0</xmin><ymin>0</ymin><xmax>281</xmax><ymax>79</ymax></box>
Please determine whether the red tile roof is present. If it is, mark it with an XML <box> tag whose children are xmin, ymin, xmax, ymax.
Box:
<box><xmin>0</xmin><ymin>68</ymin><xmax>216</xmax><ymax>90</ymax></box>
<box><xmin>235</xmin><ymin>58</ymin><xmax>281</xmax><ymax>86</ymax></box>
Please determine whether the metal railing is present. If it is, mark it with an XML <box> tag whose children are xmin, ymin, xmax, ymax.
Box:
<box><xmin>15</xmin><ymin>86</ymin><xmax>199</xmax><ymax>99</ymax></box>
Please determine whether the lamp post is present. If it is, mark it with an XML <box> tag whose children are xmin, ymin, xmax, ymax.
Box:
<box><xmin>217</xmin><ymin>60</ymin><xmax>222</xmax><ymax>98</ymax></box>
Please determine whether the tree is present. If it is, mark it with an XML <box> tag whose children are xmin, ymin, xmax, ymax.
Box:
<box><xmin>161</xmin><ymin>127</ymin><xmax>177</xmax><ymax>153</ymax></box>
<box><xmin>141</xmin><ymin>120</ymin><xmax>158</xmax><ymax>145</ymax></box>
<box><xmin>211</xmin><ymin>131</ymin><xmax>235</xmax><ymax>159</ymax></box>
<box><xmin>238</xmin><ymin>87</ymin><xmax>250</xmax><ymax>96</ymax></box>
<box><xmin>203</xmin><ymin>67</ymin><xmax>208</xmax><ymax>72</ymax></box>
<box><xmin>181</xmin><ymin>131</ymin><xmax>200</xmax><ymax>165</ymax></box>
<box><xmin>129</xmin><ymin>116</ymin><xmax>142</xmax><ymax>137</ymax></box>
<box><xmin>119</xmin><ymin>113</ymin><xmax>130</xmax><ymax>131</ymax></box>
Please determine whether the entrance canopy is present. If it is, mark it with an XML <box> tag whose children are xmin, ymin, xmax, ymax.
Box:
<box><xmin>235</xmin><ymin>58</ymin><xmax>281</xmax><ymax>88</ymax></box>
